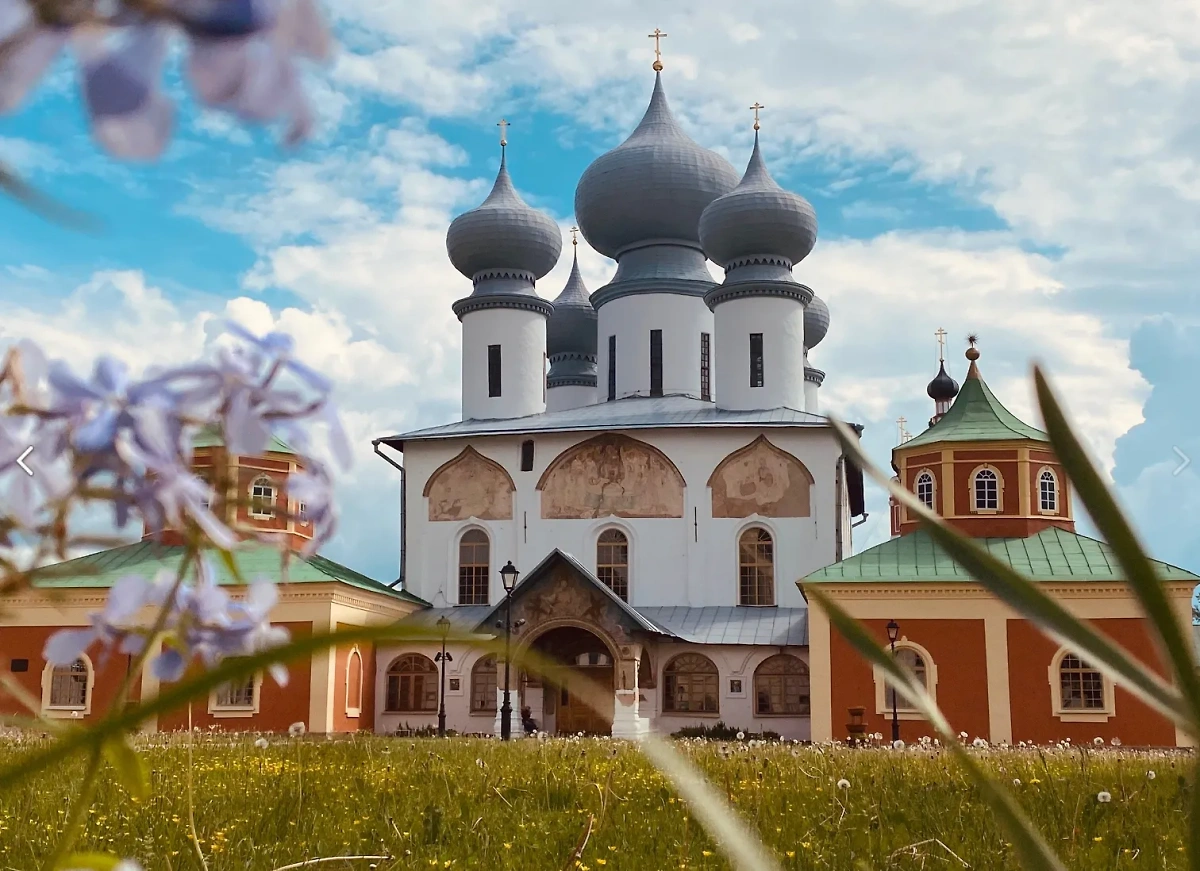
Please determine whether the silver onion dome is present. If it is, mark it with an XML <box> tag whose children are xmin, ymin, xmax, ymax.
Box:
<box><xmin>574</xmin><ymin>73</ymin><xmax>739</xmax><ymax>260</ymax></box>
<box><xmin>547</xmin><ymin>244</ymin><xmax>598</xmax><ymax>386</ymax></box>
<box><xmin>804</xmin><ymin>292</ymin><xmax>830</xmax><ymax>349</ymax></box>
<box><xmin>698</xmin><ymin>132</ymin><xmax>818</xmax><ymax>268</ymax></box>
<box><xmin>446</xmin><ymin>151</ymin><xmax>562</xmax><ymax>281</ymax></box>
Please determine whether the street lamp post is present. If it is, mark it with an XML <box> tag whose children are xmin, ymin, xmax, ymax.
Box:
<box><xmin>887</xmin><ymin>619</ymin><xmax>900</xmax><ymax>743</ymax></box>
<box><xmin>435</xmin><ymin>615</ymin><xmax>452</xmax><ymax>737</ymax></box>
<box><xmin>499</xmin><ymin>560</ymin><xmax>520</xmax><ymax>741</ymax></box>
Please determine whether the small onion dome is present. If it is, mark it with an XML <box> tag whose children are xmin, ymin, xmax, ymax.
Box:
<box><xmin>547</xmin><ymin>247</ymin><xmax>597</xmax><ymax>360</ymax></box>
<box><xmin>698</xmin><ymin>132</ymin><xmax>817</xmax><ymax>268</ymax></box>
<box><xmin>446</xmin><ymin>152</ymin><xmax>562</xmax><ymax>281</ymax></box>
<box><xmin>804</xmin><ymin>292</ymin><xmax>830</xmax><ymax>350</ymax></box>
<box><xmin>927</xmin><ymin>361</ymin><xmax>961</xmax><ymax>402</ymax></box>
<box><xmin>574</xmin><ymin>73</ymin><xmax>739</xmax><ymax>259</ymax></box>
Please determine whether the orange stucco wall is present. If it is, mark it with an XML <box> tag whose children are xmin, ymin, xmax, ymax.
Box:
<box><xmin>829</xmin><ymin>618</ymin><xmax>990</xmax><ymax>742</ymax></box>
<box><xmin>1007</xmin><ymin>619</ymin><xmax>1175</xmax><ymax>745</ymax></box>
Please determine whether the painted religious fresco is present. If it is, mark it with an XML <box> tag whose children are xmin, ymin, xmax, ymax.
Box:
<box><xmin>708</xmin><ymin>436</ymin><xmax>814</xmax><ymax>518</ymax></box>
<box><xmin>423</xmin><ymin>446</ymin><xmax>515</xmax><ymax>521</ymax></box>
<box><xmin>537</xmin><ymin>434</ymin><xmax>686</xmax><ymax>519</ymax></box>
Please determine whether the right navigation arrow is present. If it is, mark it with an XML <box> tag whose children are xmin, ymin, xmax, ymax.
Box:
<box><xmin>1173</xmin><ymin>446</ymin><xmax>1191</xmax><ymax>476</ymax></box>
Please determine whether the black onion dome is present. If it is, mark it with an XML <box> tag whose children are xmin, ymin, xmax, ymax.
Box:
<box><xmin>446</xmin><ymin>152</ymin><xmax>562</xmax><ymax>281</ymax></box>
<box><xmin>927</xmin><ymin>361</ymin><xmax>961</xmax><ymax>401</ymax></box>
<box><xmin>699</xmin><ymin>132</ymin><xmax>818</xmax><ymax>267</ymax></box>
<box><xmin>547</xmin><ymin>248</ymin><xmax>597</xmax><ymax>359</ymax></box>
<box><xmin>574</xmin><ymin>73</ymin><xmax>739</xmax><ymax>259</ymax></box>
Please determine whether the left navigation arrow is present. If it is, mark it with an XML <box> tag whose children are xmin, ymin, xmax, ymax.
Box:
<box><xmin>16</xmin><ymin>446</ymin><xmax>33</xmax><ymax>476</ymax></box>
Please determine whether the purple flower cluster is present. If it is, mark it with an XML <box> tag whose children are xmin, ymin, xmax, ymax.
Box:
<box><xmin>0</xmin><ymin>0</ymin><xmax>330</xmax><ymax>159</ymax></box>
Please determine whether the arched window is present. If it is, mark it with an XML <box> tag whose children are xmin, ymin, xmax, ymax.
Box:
<box><xmin>47</xmin><ymin>659</ymin><xmax>89</xmax><ymax>710</ymax></box>
<box><xmin>914</xmin><ymin>470</ymin><xmax>935</xmax><ymax>511</ymax></box>
<box><xmin>385</xmin><ymin>654</ymin><xmax>438</xmax><ymax>713</ymax></box>
<box><xmin>754</xmin><ymin>654</ymin><xmax>810</xmax><ymax>715</ymax></box>
<box><xmin>345</xmin><ymin>647</ymin><xmax>363</xmax><ymax>717</ymax></box>
<box><xmin>471</xmin><ymin>655</ymin><xmax>497</xmax><ymax>713</ymax></box>
<box><xmin>972</xmin><ymin>467</ymin><xmax>1001</xmax><ymax>511</ymax></box>
<box><xmin>1059</xmin><ymin>654</ymin><xmax>1104</xmax><ymax>711</ymax></box>
<box><xmin>458</xmin><ymin>529</ymin><xmax>490</xmax><ymax>605</ymax></box>
<box><xmin>597</xmin><ymin>529</ymin><xmax>629</xmax><ymax>601</ymax></box>
<box><xmin>250</xmin><ymin>476</ymin><xmax>276</xmax><ymax>519</ymax></box>
<box><xmin>663</xmin><ymin>653</ymin><xmax>719</xmax><ymax>714</ymax></box>
<box><xmin>738</xmin><ymin>528</ymin><xmax>775</xmax><ymax>606</ymax></box>
<box><xmin>885</xmin><ymin>647</ymin><xmax>928</xmax><ymax>712</ymax></box>
<box><xmin>1038</xmin><ymin>468</ymin><xmax>1058</xmax><ymax>513</ymax></box>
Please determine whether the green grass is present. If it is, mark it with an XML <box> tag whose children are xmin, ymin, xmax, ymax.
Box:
<box><xmin>0</xmin><ymin>734</ymin><xmax>1190</xmax><ymax>870</ymax></box>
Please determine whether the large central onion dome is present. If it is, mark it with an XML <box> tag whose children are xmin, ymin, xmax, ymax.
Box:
<box><xmin>698</xmin><ymin>133</ymin><xmax>817</xmax><ymax>268</ymax></box>
<box><xmin>446</xmin><ymin>152</ymin><xmax>562</xmax><ymax>282</ymax></box>
<box><xmin>574</xmin><ymin>74</ymin><xmax>739</xmax><ymax>259</ymax></box>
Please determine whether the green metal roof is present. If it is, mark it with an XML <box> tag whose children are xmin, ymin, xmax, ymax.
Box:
<box><xmin>803</xmin><ymin>526</ymin><xmax>1200</xmax><ymax>584</ymax></box>
<box><xmin>33</xmin><ymin>540</ymin><xmax>428</xmax><ymax>605</ymax></box>
<box><xmin>901</xmin><ymin>366</ymin><xmax>1048</xmax><ymax>449</ymax></box>
<box><xmin>192</xmin><ymin>424</ymin><xmax>295</xmax><ymax>456</ymax></box>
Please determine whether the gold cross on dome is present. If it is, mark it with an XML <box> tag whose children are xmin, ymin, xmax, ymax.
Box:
<box><xmin>570</xmin><ymin>226</ymin><xmax>579</xmax><ymax>246</ymax></box>
<box><xmin>648</xmin><ymin>28</ymin><xmax>668</xmax><ymax>71</ymax></box>
<box><xmin>750</xmin><ymin>102</ymin><xmax>765</xmax><ymax>131</ymax></box>
<box><xmin>935</xmin><ymin>327</ymin><xmax>948</xmax><ymax>362</ymax></box>
<box><xmin>497</xmin><ymin>118</ymin><xmax>510</xmax><ymax>147</ymax></box>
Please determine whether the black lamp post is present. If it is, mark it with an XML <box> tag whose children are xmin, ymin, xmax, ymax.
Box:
<box><xmin>499</xmin><ymin>560</ymin><xmax>520</xmax><ymax>741</ymax></box>
<box><xmin>886</xmin><ymin>619</ymin><xmax>900</xmax><ymax>743</ymax></box>
<box><xmin>435</xmin><ymin>615</ymin><xmax>452</xmax><ymax>737</ymax></box>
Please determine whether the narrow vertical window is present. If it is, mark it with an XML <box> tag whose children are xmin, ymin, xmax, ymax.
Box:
<box><xmin>596</xmin><ymin>529</ymin><xmax>630</xmax><ymax>601</ymax></box>
<box><xmin>700</xmin><ymin>332</ymin><xmax>711</xmax><ymax>401</ymax></box>
<box><xmin>649</xmin><ymin>330</ymin><xmax>663</xmax><ymax>396</ymax></box>
<box><xmin>487</xmin><ymin>345</ymin><xmax>502</xmax><ymax>398</ymax></box>
<box><xmin>607</xmin><ymin>335</ymin><xmax>617</xmax><ymax>401</ymax></box>
<box><xmin>520</xmin><ymin>439</ymin><xmax>535</xmax><ymax>472</ymax></box>
<box><xmin>458</xmin><ymin>530</ymin><xmax>490</xmax><ymax>605</ymax></box>
<box><xmin>749</xmin><ymin>333</ymin><xmax>764</xmax><ymax>388</ymax></box>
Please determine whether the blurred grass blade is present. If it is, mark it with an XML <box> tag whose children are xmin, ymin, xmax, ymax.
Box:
<box><xmin>1033</xmin><ymin>365</ymin><xmax>1200</xmax><ymax>720</ymax></box>
<box><xmin>641</xmin><ymin>735</ymin><xmax>784</xmax><ymax>871</ymax></box>
<box><xmin>60</xmin><ymin>852</ymin><xmax>125</xmax><ymax>871</ymax></box>
<box><xmin>0</xmin><ymin>162</ymin><xmax>99</xmax><ymax>230</ymax></box>
<box><xmin>829</xmin><ymin>417</ymin><xmax>1190</xmax><ymax>734</ymax></box>
<box><xmin>809</xmin><ymin>588</ymin><xmax>1069</xmax><ymax>871</ymax></box>
<box><xmin>101</xmin><ymin>734</ymin><xmax>149</xmax><ymax>800</ymax></box>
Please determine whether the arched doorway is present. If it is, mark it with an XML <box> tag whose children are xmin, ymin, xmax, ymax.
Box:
<box><xmin>530</xmin><ymin>626</ymin><xmax>615</xmax><ymax>736</ymax></box>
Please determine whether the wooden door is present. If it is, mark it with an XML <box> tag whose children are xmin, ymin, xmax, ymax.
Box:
<box><xmin>556</xmin><ymin>667</ymin><xmax>614</xmax><ymax>735</ymax></box>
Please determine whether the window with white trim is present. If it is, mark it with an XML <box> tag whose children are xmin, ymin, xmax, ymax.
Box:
<box><xmin>663</xmin><ymin>653</ymin><xmax>719</xmax><ymax>714</ymax></box>
<box><xmin>1049</xmin><ymin>649</ymin><xmax>1114</xmax><ymax>721</ymax></box>
<box><xmin>471</xmin><ymin>655</ymin><xmax>497</xmax><ymax>713</ymax></box>
<box><xmin>250</xmin><ymin>476</ymin><xmax>276</xmax><ymax>519</ymax></box>
<box><xmin>738</xmin><ymin>527</ymin><xmax>775</xmax><ymax>606</ymax></box>
<box><xmin>914</xmin><ymin>470</ymin><xmax>935</xmax><ymax>511</ymax></box>
<box><xmin>885</xmin><ymin>648</ymin><xmax>927</xmax><ymax>712</ymax></box>
<box><xmin>1038</xmin><ymin>468</ymin><xmax>1058</xmax><ymax>513</ymax></box>
<box><xmin>972</xmin><ymin>467</ymin><xmax>1000</xmax><ymax>511</ymax></box>
<box><xmin>754</xmin><ymin>654</ymin><xmax>810</xmax><ymax>715</ymax></box>
<box><xmin>345</xmin><ymin>647</ymin><xmax>363</xmax><ymax>717</ymax></box>
<box><xmin>214</xmin><ymin>675</ymin><xmax>256</xmax><ymax>710</ymax></box>
<box><xmin>47</xmin><ymin>659</ymin><xmax>89</xmax><ymax>709</ymax></box>
<box><xmin>597</xmin><ymin>529</ymin><xmax>630</xmax><ymax>601</ymax></box>
<box><xmin>873</xmin><ymin>639</ymin><xmax>937</xmax><ymax>718</ymax></box>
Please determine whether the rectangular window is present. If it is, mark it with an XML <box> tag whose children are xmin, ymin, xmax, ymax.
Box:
<box><xmin>700</xmin><ymin>332</ymin><xmax>711</xmax><ymax>401</ymax></box>
<box><xmin>749</xmin><ymin>333</ymin><xmax>764</xmax><ymax>388</ymax></box>
<box><xmin>488</xmin><ymin>345</ymin><xmax>502</xmax><ymax>397</ymax></box>
<box><xmin>215</xmin><ymin>676</ymin><xmax>256</xmax><ymax>709</ymax></box>
<box><xmin>520</xmin><ymin>439</ymin><xmax>534</xmax><ymax>472</ymax></box>
<box><xmin>607</xmin><ymin>335</ymin><xmax>617</xmax><ymax>401</ymax></box>
<box><xmin>649</xmin><ymin>330</ymin><xmax>663</xmax><ymax>396</ymax></box>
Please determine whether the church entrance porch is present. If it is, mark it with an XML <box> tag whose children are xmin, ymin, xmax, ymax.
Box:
<box><xmin>529</xmin><ymin>626</ymin><xmax>614</xmax><ymax>736</ymax></box>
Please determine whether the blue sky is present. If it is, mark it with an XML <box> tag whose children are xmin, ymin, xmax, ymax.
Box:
<box><xmin>1</xmin><ymin>1</ymin><xmax>1198</xmax><ymax>583</ymax></box>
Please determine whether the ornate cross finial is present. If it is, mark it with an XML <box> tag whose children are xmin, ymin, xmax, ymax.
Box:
<box><xmin>497</xmin><ymin>118</ymin><xmax>510</xmax><ymax>148</ymax></box>
<box><xmin>648</xmin><ymin>28</ymin><xmax>668</xmax><ymax>71</ymax></box>
<box><xmin>935</xmin><ymin>327</ymin><xmax>948</xmax><ymax>362</ymax></box>
<box><xmin>750</xmin><ymin>102</ymin><xmax>765</xmax><ymax>131</ymax></box>
<box><xmin>570</xmin><ymin>226</ymin><xmax>579</xmax><ymax>247</ymax></box>
<box><xmin>897</xmin><ymin>416</ymin><xmax>908</xmax><ymax>443</ymax></box>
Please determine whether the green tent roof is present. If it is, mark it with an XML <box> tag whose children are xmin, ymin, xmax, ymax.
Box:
<box><xmin>193</xmin><ymin>424</ymin><xmax>295</xmax><ymax>456</ymax></box>
<box><xmin>901</xmin><ymin>365</ymin><xmax>1048</xmax><ymax>449</ymax></box>
<box><xmin>33</xmin><ymin>540</ymin><xmax>428</xmax><ymax>605</ymax></box>
<box><xmin>803</xmin><ymin>526</ymin><xmax>1200</xmax><ymax>584</ymax></box>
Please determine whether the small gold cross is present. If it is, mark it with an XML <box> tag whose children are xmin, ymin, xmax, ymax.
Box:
<box><xmin>570</xmin><ymin>226</ymin><xmax>579</xmax><ymax>246</ymax></box>
<box><xmin>750</xmin><ymin>102</ymin><xmax>765</xmax><ymax>131</ymax></box>
<box><xmin>497</xmin><ymin>118</ymin><xmax>510</xmax><ymax>147</ymax></box>
<box><xmin>648</xmin><ymin>28</ymin><xmax>668</xmax><ymax>71</ymax></box>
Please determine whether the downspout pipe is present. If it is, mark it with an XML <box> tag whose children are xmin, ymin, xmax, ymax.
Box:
<box><xmin>372</xmin><ymin>439</ymin><xmax>406</xmax><ymax>589</ymax></box>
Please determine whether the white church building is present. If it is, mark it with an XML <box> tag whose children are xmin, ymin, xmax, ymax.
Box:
<box><xmin>371</xmin><ymin>65</ymin><xmax>867</xmax><ymax>740</ymax></box>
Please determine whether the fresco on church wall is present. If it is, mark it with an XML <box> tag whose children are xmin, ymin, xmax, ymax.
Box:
<box><xmin>423</xmin><ymin>446</ymin><xmax>515</xmax><ymax>521</ymax></box>
<box><xmin>537</xmin><ymin>434</ymin><xmax>686</xmax><ymax>519</ymax></box>
<box><xmin>708</xmin><ymin>436</ymin><xmax>815</xmax><ymax>518</ymax></box>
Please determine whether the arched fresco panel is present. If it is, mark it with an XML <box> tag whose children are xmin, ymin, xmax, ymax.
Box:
<box><xmin>537</xmin><ymin>434</ymin><xmax>685</xmax><ymax>519</ymax></box>
<box><xmin>423</xmin><ymin>446</ymin><xmax>515</xmax><ymax>521</ymax></box>
<box><xmin>708</xmin><ymin>436</ymin><xmax>814</xmax><ymax>518</ymax></box>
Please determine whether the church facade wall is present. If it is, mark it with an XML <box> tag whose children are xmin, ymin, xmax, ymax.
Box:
<box><xmin>461</xmin><ymin>307</ymin><xmax>548</xmax><ymax>420</ymax></box>
<box><xmin>712</xmin><ymin>295</ymin><xmax>806</xmax><ymax>411</ymax></box>
<box><xmin>402</xmin><ymin>426</ymin><xmax>845</xmax><ymax>609</ymax></box>
<box><xmin>596</xmin><ymin>295</ymin><xmax>714</xmax><ymax>400</ymax></box>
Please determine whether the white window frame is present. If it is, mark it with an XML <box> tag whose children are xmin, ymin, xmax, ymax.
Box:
<box><xmin>873</xmin><ymin>638</ymin><xmax>938</xmax><ymax>721</ymax></box>
<box><xmin>41</xmin><ymin>655</ymin><xmax>95</xmax><ymax>718</ymax></box>
<box><xmin>970</xmin><ymin>465</ymin><xmax>1003</xmax><ymax>514</ymax></box>
<box><xmin>208</xmin><ymin>673</ymin><xmax>262</xmax><ymax>718</ymax></box>
<box><xmin>1036</xmin><ymin>467</ymin><xmax>1059</xmax><ymax>515</ymax></box>
<box><xmin>345</xmin><ymin>646</ymin><xmax>364</xmax><ymax>719</ymax></box>
<box><xmin>1048</xmin><ymin>648</ymin><xmax>1115</xmax><ymax>722</ymax></box>
<box><xmin>914</xmin><ymin>469</ymin><xmax>936</xmax><ymax>511</ymax></box>
<box><xmin>249</xmin><ymin>476</ymin><xmax>276</xmax><ymax>520</ymax></box>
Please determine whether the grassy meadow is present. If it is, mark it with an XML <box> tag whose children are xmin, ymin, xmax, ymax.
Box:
<box><xmin>0</xmin><ymin>733</ymin><xmax>1190</xmax><ymax>870</ymax></box>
